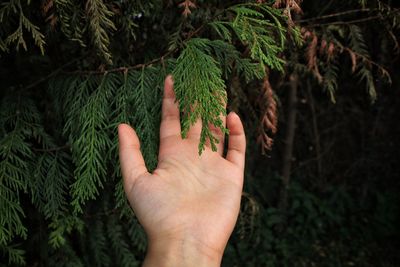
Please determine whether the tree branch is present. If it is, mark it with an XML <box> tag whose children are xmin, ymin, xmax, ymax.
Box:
<box><xmin>33</xmin><ymin>145</ymin><xmax>70</xmax><ymax>153</ymax></box>
<box><xmin>306</xmin><ymin>79</ymin><xmax>323</xmax><ymax>188</ymax></box>
<box><xmin>65</xmin><ymin>24</ymin><xmax>206</xmax><ymax>75</ymax></box>
<box><xmin>296</xmin><ymin>8</ymin><xmax>399</xmax><ymax>24</ymax></box>
<box><xmin>279</xmin><ymin>73</ymin><xmax>298</xmax><ymax>213</ymax></box>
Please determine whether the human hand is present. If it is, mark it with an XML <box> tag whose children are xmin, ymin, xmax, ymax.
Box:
<box><xmin>118</xmin><ymin>76</ymin><xmax>246</xmax><ymax>267</ymax></box>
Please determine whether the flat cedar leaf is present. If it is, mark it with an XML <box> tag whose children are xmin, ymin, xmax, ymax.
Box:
<box><xmin>172</xmin><ymin>38</ymin><xmax>228</xmax><ymax>154</ymax></box>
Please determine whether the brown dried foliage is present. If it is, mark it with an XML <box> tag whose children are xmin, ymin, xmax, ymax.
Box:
<box><xmin>273</xmin><ymin>0</ymin><xmax>303</xmax><ymax>26</ymax></box>
<box><xmin>347</xmin><ymin>49</ymin><xmax>357</xmax><ymax>72</ymax></box>
<box><xmin>307</xmin><ymin>33</ymin><xmax>318</xmax><ymax>69</ymax></box>
<box><xmin>178</xmin><ymin>0</ymin><xmax>196</xmax><ymax>17</ymax></box>
<box><xmin>41</xmin><ymin>0</ymin><xmax>57</xmax><ymax>29</ymax></box>
<box><xmin>41</xmin><ymin>0</ymin><xmax>53</xmax><ymax>15</ymax></box>
<box><xmin>327</xmin><ymin>42</ymin><xmax>336</xmax><ymax>61</ymax></box>
<box><xmin>257</xmin><ymin>73</ymin><xmax>278</xmax><ymax>154</ymax></box>
<box><xmin>273</xmin><ymin>0</ymin><xmax>303</xmax><ymax>14</ymax></box>
<box><xmin>302</xmin><ymin>28</ymin><xmax>323</xmax><ymax>82</ymax></box>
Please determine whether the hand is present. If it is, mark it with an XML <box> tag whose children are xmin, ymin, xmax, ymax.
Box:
<box><xmin>118</xmin><ymin>75</ymin><xmax>246</xmax><ymax>267</ymax></box>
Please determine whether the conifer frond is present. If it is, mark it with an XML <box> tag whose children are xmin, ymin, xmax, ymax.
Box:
<box><xmin>88</xmin><ymin>220</ymin><xmax>110</xmax><ymax>267</ymax></box>
<box><xmin>109</xmin><ymin>72</ymin><xmax>130</xmax><ymax>152</ymax></box>
<box><xmin>19</xmin><ymin>11</ymin><xmax>45</xmax><ymax>54</ymax></box>
<box><xmin>0</xmin><ymin>96</ymin><xmax>38</xmax><ymax>246</ymax></box>
<box><xmin>53</xmin><ymin>0</ymin><xmax>86</xmax><ymax>47</ymax></box>
<box><xmin>130</xmin><ymin>68</ymin><xmax>161</xmax><ymax>171</ymax></box>
<box><xmin>31</xmin><ymin>151</ymin><xmax>70</xmax><ymax>219</ymax></box>
<box><xmin>347</xmin><ymin>25</ymin><xmax>378</xmax><ymax>102</ymax></box>
<box><xmin>107</xmin><ymin>215</ymin><xmax>139</xmax><ymax>267</ymax></box>
<box><xmin>49</xmin><ymin>215</ymin><xmax>84</xmax><ymax>249</ymax></box>
<box><xmin>127</xmin><ymin>216</ymin><xmax>147</xmax><ymax>254</ymax></box>
<box><xmin>111</xmin><ymin>68</ymin><xmax>161</xmax><ymax>217</ymax></box>
<box><xmin>48</xmin><ymin>239</ymin><xmax>85</xmax><ymax>267</ymax></box>
<box><xmin>0</xmin><ymin>244</ymin><xmax>25</xmax><ymax>266</ymax></box>
<box><xmin>207</xmin><ymin>39</ymin><xmax>264</xmax><ymax>81</ymax></box>
<box><xmin>1</xmin><ymin>0</ymin><xmax>45</xmax><ymax>54</ymax></box>
<box><xmin>110</xmin><ymin>73</ymin><xmax>134</xmax><ymax>218</ymax></box>
<box><xmin>322</xmin><ymin>62</ymin><xmax>339</xmax><ymax>103</ymax></box>
<box><xmin>114</xmin><ymin>180</ymin><xmax>133</xmax><ymax>218</ymax></box>
<box><xmin>85</xmin><ymin>0</ymin><xmax>116</xmax><ymax>64</ymax></box>
<box><xmin>348</xmin><ymin>25</ymin><xmax>369</xmax><ymax>57</ymax></box>
<box><xmin>69</xmin><ymin>74</ymin><xmax>117</xmax><ymax>213</ymax></box>
<box><xmin>167</xmin><ymin>23</ymin><xmax>184</xmax><ymax>52</ymax></box>
<box><xmin>173</xmin><ymin>38</ymin><xmax>228</xmax><ymax>153</ymax></box>
<box><xmin>209</xmin><ymin>21</ymin><xmax>232</xmax><ymax>42</ymax></box>
<box><xmin>290</xmin><ymin>25</ymin><xmax>304</xmax><ymax>46</ymax></box>
<box><xmin>236</xmin><ymin>58</ymin><xmax>266</xmax><ymax>82</ymax></box>
<box><xmin>62</xmin><ymin>76</ymin><xmax>90</xmax><ymax>137</ymax></box>
<box><xmin>0</xmin><ymin>38</ymin><xmax>8</xmax><ymax>53</ymax></box>
<box><xmin>0</xmin><ymin>93</ymin><xmax>57</xmax><ymax>264</ymax></box>
<box><xmin>210</xmin><ymin>4</ymin><xmax>287</xmax><ymax>72</ymax></box>
<box><xmin>358</xmin><ymin>66</ymin><xmax>377</xmax><ymax>103</ymax></box>
<box><xmin>228</xmin><ymin>4</ymin><xmax>287</xmax><ymax>71</ymax></box>
<box><xmin>208</xmin><ymin>39</ymin><xmax>239</xmax><ymax>79</ymax></box>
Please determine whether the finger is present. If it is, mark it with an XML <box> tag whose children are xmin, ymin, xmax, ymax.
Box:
<box><xmin>187</xmin><ymin>117</ymin><xmax>202</xmax><ymax>140</ymax></box>
<box><xmin>160</xmin><ymin>75</ymin><xmax>181</xmax><ymax>141</ymax></box>
<box><xmin>206</xmin><ymin>98</ymin><xmax>227</xmax><ymax>155</ymax></box>
<box><xmin>226</xmin><ymin>112</ymin><xmax>246</xmax><ymax>169</ymax></box>
<box><xmin>118</xmin><ymin>124</ymin><xmax>149</xmax><ymax>194</ymax></box>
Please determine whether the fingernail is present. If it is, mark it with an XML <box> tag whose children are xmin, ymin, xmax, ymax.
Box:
<box><xmin>166</xmin><ymin>74</ymin><xmax>174</xmax><ymax>84</ymax></box>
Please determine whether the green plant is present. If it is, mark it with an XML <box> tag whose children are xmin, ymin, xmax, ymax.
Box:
<box><xmin>1</xmin><ymin>0</ymin><xmax>399</xmax><ymax>266</ymax></box>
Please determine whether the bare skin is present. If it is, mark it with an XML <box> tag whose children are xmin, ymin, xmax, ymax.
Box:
<box><xmin>118</xmin><ymin>75</ymin><xmax>246</xmax><ymax>267</ymax></box>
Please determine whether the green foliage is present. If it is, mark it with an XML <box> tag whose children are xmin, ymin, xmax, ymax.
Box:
<box><xmin>85</xmin><ymin>0</ymin><xmax>116</xmax><ymax>64</ymax></box>
<box><xmin>128</xmin><ymin>67</ymin><xmax>162</xmax><ymax>170</ymax></box>
<box><xmin>0</xmin><ymin>0</ymin><xmax>46</xmax><ymax>54</ymax></box>
<box><xmin>347</xmin><ymin>24</ymin><xmax>379</xmax><ymax>102</ymax></box>
<box><xmin>53</xmin><ymin>0</ymin><xmax>86</xmax><ymax>47</ymax></box>
<box><xmin>322</xmin><ymin>61</ymin><xmax>339</xmax><ymax>103</ymax></box>
<box><xmin>358</xmin><ymin>66</ymin><xmax>377</xmax><ymax>102</ymax></box>
<box><xmin>224</xmin><ymin>180</ymin><xmax>399</xmax><ymax>267</ymax></box>
<box><xmin>173</xmin><ymin>38</ymin><xmax>228</xmax><ymax>153</ymax></box>
<box><xmin>1</xmin><ymin>244</ymin><xmax>25</xmax><ymax>266</ymax></box>
<box><xmin>229</xmin><ymin>4</ymin><xmax>287</xmax><ymax>71</ymax></box>
<box><xmin>31</xmin><ymin>150</ymin><xmax>70</xmax><ymax>219</ymax></box>
<box><xmin>0</xmin><ymin>96</ymin><xmax>37</xmax><ymax>245</ymax></box>
<box><xmin>106</xmin><ymin>215</ymin><xmax>139</xmax><ymax>267</ymax></box>
<box><xmin>48</xmin><ymin>215</ymin><xmax>84</xmax><ymax>249</ymax></box>
<box><xmin>68</xmin><ymin>75</ymin><xmax>114</xmax><ymax>213</ymax></box>
<box><xmin>211</xmin><ymin>4</ymin><xmax>288</xmax><ymax>71</ymax></box>
<box><xmin>0</xmin><ymin>0</ymin><xmax>399</xmax><ymax>266</ymax></box>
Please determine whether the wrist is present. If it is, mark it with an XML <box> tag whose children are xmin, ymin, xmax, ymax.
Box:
<box><xmin>143</xmin><ymin>235</ymin><xmax>223</xmax><ymax>267</ymax></box>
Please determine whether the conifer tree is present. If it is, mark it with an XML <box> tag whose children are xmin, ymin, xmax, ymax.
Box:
<box><xmin>0</xmin><ymin>0</ymin><xmax>399</xmax><ymax>266</ymax></box>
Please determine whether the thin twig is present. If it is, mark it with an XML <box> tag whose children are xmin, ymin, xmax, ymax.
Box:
<box><xmin>306</xmin><ymin>79</ymin><xmax>323</xmax><ymax>186</ymax></box>
<box><xmin>84</xmin><ymin>208</ymin><xmax>119</xmax><ymax>219</ymax></box>
<box><xmin>33</xmin><ymin>145</ymin><xmax>70</xmax><ymax>152</ymax></box>
<box><xmin>337</xmin><ymin>44</ymin><xmax>392</xmax><ymax>83</ymax></box>
<box><xmin>279</xmin><ymin>73</ymin><xmax>298</xmax><ymax>214</ymax></box>
<box><xmin>309</xmin><ymin>15</ymin><xmax>383</xmax><ymax>27</ymax></box>
<box><xmin>66</xmin><ymin>24</ymin><xmax>206</xmax><ymax>75</ymax></box>
<box><xmin>24</xmin><ymin>56</ymin><xmax>85</xmax><ymax>90</ymax></box>
<box><xmin>296</xmin><ymin>8</ymin><xmax>373</xmax><ymax>23</ymax></box>
<box><xmin>66</xmin><ymin>51</ymin><xmax>175</xmax><ymax>75</ymax></box>
<box><xmin>297</xmin><ymin>8</ymin><xmax>399</xmax><ymax>23</ymax></box>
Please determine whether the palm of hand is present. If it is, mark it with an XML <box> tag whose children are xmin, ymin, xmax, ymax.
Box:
<box><xmin>118</xmin><ymin>76</ymin><xmax>246</xmax><ymax>259</ymax></box>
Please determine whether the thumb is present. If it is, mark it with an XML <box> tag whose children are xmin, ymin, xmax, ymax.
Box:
<box><xmin>118</xmin><ymin>123</ymin><xmax>148</xmax><ymax>194</ymax></box>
